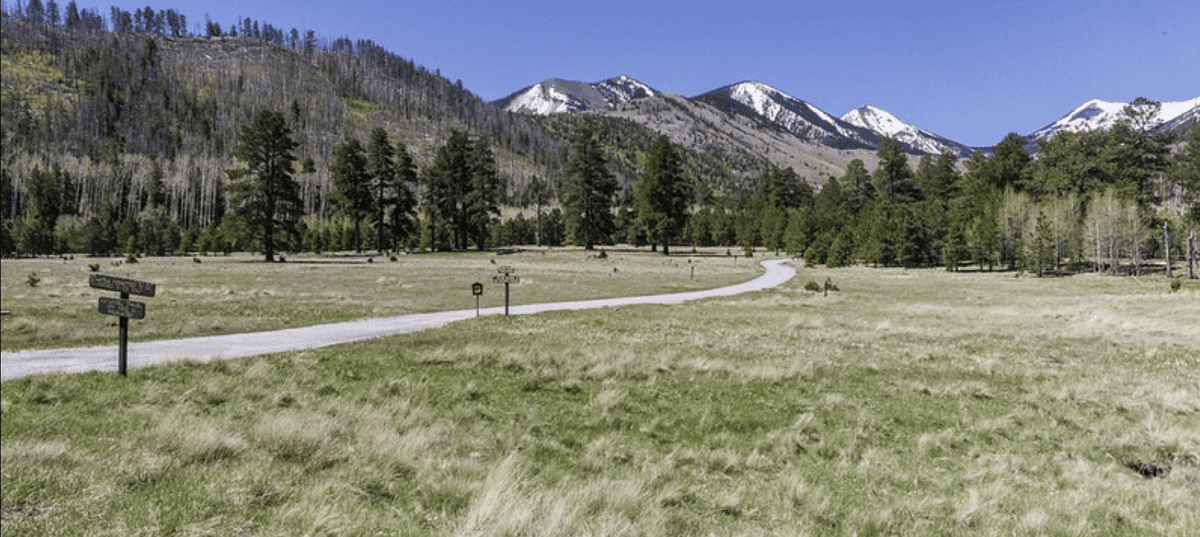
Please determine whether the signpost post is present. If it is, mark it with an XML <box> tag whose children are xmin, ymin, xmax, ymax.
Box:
<box><xmin>472</xmin><ymin>282</ymin><xmax>483</xmax><ymax>317</ymax></box>
<box><xmin>492</xmin><ymin>266</ymin><xmax>519</xmax><ymax>316</ymax></box>
<box><xmin>89</xmin><ymin>274</ymin><xmax>156</xmax><ymax>376</ymax></box>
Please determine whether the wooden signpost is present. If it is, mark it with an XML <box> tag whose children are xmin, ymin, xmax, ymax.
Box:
<box><xmin>492</xmin><ymin>266</ymin><xmax>519</xmax><ymax>315</ymax></box>
<box><xmin>89</xmin><ymin>274</ymin><xmax>156</xmax><ymax>376</ymax></box>
<box><xmin>472</xmin><ymin>282</ymin><xmax>484</xmax><ymax>317</ymax></box>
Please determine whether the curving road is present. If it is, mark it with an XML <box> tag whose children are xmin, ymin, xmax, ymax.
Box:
<box><xmin>1</xmin><ymin>259</ymin><xmax>795</xmax><ymax>381</ymax></box>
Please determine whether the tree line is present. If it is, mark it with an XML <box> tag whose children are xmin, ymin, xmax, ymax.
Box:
<box><xmin>0</xmin><ymin>6</ymin><xmax>566</xmax><ymax>257</ymax></box>
<box><xmin>716</xmin><ymin>101</ymin><xmax>1198</xmax><ymax>278</ymax></box>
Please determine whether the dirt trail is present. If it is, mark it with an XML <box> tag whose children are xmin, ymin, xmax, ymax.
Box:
<box><xmin>1</xmin><ymin>260</ymin><xmax>795</xmax><ymax>380</ymax></box>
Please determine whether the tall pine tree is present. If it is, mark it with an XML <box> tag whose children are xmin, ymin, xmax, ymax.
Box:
<box><xmin>227</xmin><ymin>110</ymin><xmax>301</xmax><ymax>262</ymax></box>
<box><xmin>635</xmin><ymin>136</ymin><xmax>690</xmax><ymax>254</ymax></box>
<box><xmin>562</xmin><ymin>125</ymin><xmax>617</xmax><ymax>250</ymax></box>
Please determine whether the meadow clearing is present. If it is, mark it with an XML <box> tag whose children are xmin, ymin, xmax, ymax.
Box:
<box><xmin>0</xmin><ymin>249</ymin><xmax>758</xmax><ymax>352</ymax></box>
<box><xmin>1</xmin><ymin>253</ymin><xmax>1198</xmax><ymax>536</ymax></box>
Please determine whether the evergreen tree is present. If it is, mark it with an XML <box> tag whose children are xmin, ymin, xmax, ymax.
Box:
<box><xmin>365</xmin><ymin>127</ymin><xmax>395</xmax><ymax>252</ymax></box>
<box><xmin>873</xmin><ymin>136</ymin><xmax>917</xmax><ymax>204</ymax></box>
<box><xmin>635</xmin><ymin>135</ymin><xmax>690</xmax><ymax>254</ymax></box>
<box><xmin>957</xmin><ymin>150</ymin><xmax>1002</xmax><ymax>270</ymax></box>
<box><xmin>389</xmin><ymin>141</ymin><xmax>419</xmax><ymax>250</ymax></box>
<box><xmin>783</xmin><ymin>207</ymin><xmax>809</xmax><ymax>255</ymax></box>
<box><xmin>562</xmin><ymin>125</ymin><xmax>617</xmax><ymax>250</ymax></box>
<box><xmin>466</xmin><ymin>136</ymin><xmax>501</xmax><ymax>250</ymax></box>
<box><xmin>914</xmin><ymin>151</ymin><xmax>960</xmax><ymax>205</ymax></box>
<box><xmin>64</xmin><ymin>0</ymin><xmax>79</xmax><ymax>30</ymax></box>
<box><xmin>331</xmin><ymin>137</ymin><xmax>371</xmax><ymax>252</ymax></box>
<box><xmin>992</xmin><ymin>133</ymin><xmax>1034</xmax><ymax>192</ymax></box>
<box><xmin>226</xmin><ymin>109</ymin><xmax>302</xmax><ymax>262</ymax></box>
<box><xmin>762</xmin><ymin>166</ymin><xmax>813</xmax><ymax>209</ymax></box>
<box><xmin>424</xmin><ymin>130</ymin><xmax>473</xmax><ymax>250</ymax></box>
<box><xmin>840</xmin><ymin>159</ymin><xmax>873</xmax><ymax>214</ymax></box>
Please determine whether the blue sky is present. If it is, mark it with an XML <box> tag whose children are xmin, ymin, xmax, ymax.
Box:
<box><xmin>90</xmin><ymin>1</ymin><xmax>1199</xmax><ymax>147</ymax></box>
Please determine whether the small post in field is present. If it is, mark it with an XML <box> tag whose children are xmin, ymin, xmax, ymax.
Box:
<box><xmin>472</xmin><ymin>282</ymin><xmax>483</xmax><ymax>317</ymax></box>
<box><xmin>90</xmin><ymin>274</ymin><xmax>156</xmax><ymax>376</ymax></box>
<box><xmin>492</xmin><ymin>266</ymin><xmax>519</xmax><ymax>316</ymax></box>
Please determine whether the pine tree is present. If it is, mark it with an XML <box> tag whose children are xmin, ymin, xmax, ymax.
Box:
<box><xmin>365</xmin><ymin>128</ymin><xmax>395</xmax><ymax>252</ymax></box>
<box><xmin>635</xmin><ymin>135</ymin><xmax>690</xmax><ymax>254</ymax></box>
<box><xmin>562</xmin><ymin>125</ymin><xmax>617</xmax><ymax>250</ymax></box>
<box><xmin>466</xmin><ymin>137</ymin><xmax>501</xmax><ymax>250</ymax></box>
<box><xmin>873</xmin><ymin>137</ymin><xmax>916</xmax><ymax>204</ymax></box>
<box><xmin>424</xmin><ymin>130</ymin><xmax>473</xmax><ymax>250</ymax></box>
<box><xmin>331</xmin><ymin>137</ymin><xmax>371</xmax><ymax>252</ymax></box>
<box><xmin>226</xmin><ymin>109</ymin><xmax>302</xmax><ymax>262</ymax></box>
<box><xmin>390</xmin><ymin>141</ymin><xmax>419</xmax><ymax>250</ymax></box>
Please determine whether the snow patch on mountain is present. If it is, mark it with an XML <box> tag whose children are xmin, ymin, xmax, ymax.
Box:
<box><xmin>698</xmin><ymin>81</ymin><xmax>878</xmax><ymax>149</ymax></box>
<box><xmin>841</xmin><ymin>105</ymin><xmax>972</xmax><ymax>156</ymax></box>
<box><xmin>495</xmin><ymin>76</ymin><xmax>657</xmax><ymax>115</ymax></box>
<box><xmin>1030</xmin><ymin>96</ymin><xmax>1200</xmax><ymax>141</ymax></box>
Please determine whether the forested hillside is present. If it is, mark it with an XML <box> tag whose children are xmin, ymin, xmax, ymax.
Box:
<box><xmin>1</xmin><ymin>8</ymin><xmax>567</xmax><ymax>255</ymax></box>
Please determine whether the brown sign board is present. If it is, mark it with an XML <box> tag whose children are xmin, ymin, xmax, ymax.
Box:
<box><xmin>497</xmin><ymin>266</ymin><xmax>517</xmax><ymax>274</ymax></box>
<box><xmin>493</xmin><ymin>274</ymin><xmax>519</xmax><ymax>284</ymax></box>
<box><xmin>98</xmin><ymin>297</ymin><xmax>146</xmax><ymax>319</ymax></box>
<box><xmin>90</xmin><ymin>274</ymin><xmax>156</xmax><ymax>297</ymax></box>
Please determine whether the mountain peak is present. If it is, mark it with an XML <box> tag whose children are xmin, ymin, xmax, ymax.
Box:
<box><xmin>694</xmin><ymin>81</ymin><xmax>877</xmax><ymax>150</ymax></box>
<box><xmin>493</xmin><ymin>76</ymin><xmax>657</xmax><ymax>115</ymax></box>
<box><xmin>841</xmin><ymin>105</ymin><xmax>973</xmax><ymax>156</ymax></box>
<box><xmin>1029</xmin><ymin>96</ymin><xmax>1200</xmax><ymax>141</ymax></box>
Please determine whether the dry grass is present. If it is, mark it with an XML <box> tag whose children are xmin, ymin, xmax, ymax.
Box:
<box><xmin>0</xmin><ymin>248</ymin><xmax>758</xmax><ymax>351</ymax></box>
<box><xmin>2</xmin><ymin>264</ymin><xmax>1198</xmax><ymax>535</ymax></box>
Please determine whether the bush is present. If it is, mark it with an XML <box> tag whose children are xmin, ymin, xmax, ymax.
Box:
<box><xmin>26</xmin><ymin>272</ymin><xmax>40</xmax><ymax>288</ymax></box>
<box><xmin>804</xmin><ymin>280</ymin><xmax>822</xmax><ymax>292</ymax></box>
<box><xmin>598</xmin><ymin>248</ymin><xmax>608</xmax><ymax>259</ymax></box>
<box><xmin>1170</xmin><ymin>278</ymin><xmax>1182</xmax><ymax>293</ymax></box>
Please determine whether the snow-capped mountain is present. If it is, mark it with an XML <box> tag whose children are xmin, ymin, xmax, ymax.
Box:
<box><xmin>693</xmin><ymin>81</ymin><xmax>879</xmax><ymax>150</ymax></box>
<box><xmin>841</xmin><ymin>105</ymin><xmax>974</xmax><ymax>157</ymax></box>
<box><xmin>493</xmin><ymin>75</ymin><xmax>656</xmax><ymax>115</ymax></box>
<box><xmin>1029</xmin><ymin>96</ymin><xmax>1200</xmax><ymax>141</ymax></box>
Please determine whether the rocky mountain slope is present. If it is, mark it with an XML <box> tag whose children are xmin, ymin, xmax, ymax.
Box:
<box><xmin>495</xmin><ymin>75</ymin><xmax>1199</xmax><ymax>165</ymax></box>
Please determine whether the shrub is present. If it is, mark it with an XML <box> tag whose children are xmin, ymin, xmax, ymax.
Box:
<box><xmin>824</xmin><ymin>278</ymin><xmax>839</xmax><ymax>292</ymax></box>
<box><xmin>1170</xmin><ymin>278</ymin><xmax>1182</xmax><ymax>293</ymax></box>
<box><xmin>88</xmin><ymin>263</ymin><xmax>101</xmax><ymax>272</ymax></box>
<box><xmin>26</xmin><ymin>272</ymin><xmax>40</xmax><ymax>288</ymax></box>
<box><xmin>598</xmin><ymin>248</ymin><xmax>608</xmax><ymax>259</ymax></box>
<box><xmin>804</xmin><ymin>280</ymin><xmax>822</xmax><ymax>292</ymax></box>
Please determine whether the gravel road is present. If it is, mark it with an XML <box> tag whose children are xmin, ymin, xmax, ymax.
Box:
<box><xmin>1</xmin><ymin>259</ymin><xmax>795</xmax><ymax>380</ymax></box>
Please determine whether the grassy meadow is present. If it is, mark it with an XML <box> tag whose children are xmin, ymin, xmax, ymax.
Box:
<box><xmin>0</xmin><ymin>249</ymin><xmax>757</xmax><ymax>351</ymax></box>
<box><xmin>2</xmin><ymin>260</ymin><xmax>1198</xmax><ymax>535</ymax></box>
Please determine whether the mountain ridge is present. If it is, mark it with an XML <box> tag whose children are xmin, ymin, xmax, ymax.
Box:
<box><xmin>494</xmin><ymin>75</ymin><xmax>1199</xmax><ymax>157</ymax></box>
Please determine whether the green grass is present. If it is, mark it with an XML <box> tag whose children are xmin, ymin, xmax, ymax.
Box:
<box><xmin>0</xmin><ymin>248</ymin><xmax>757</xmax><ymax>351</ymax></box>
<box><xmin>2</xmin><ymin>265</ymin><xmax>1198</xmax><ymax>535</ymax></box>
